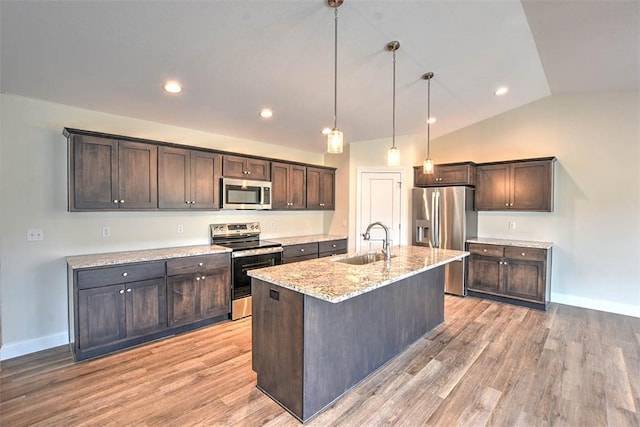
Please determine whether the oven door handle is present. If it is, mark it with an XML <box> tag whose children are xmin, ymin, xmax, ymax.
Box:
<box><xmin>232</xmin><ymin>247</ymin><xmax>283</xmax><ymax>258</ymax></box>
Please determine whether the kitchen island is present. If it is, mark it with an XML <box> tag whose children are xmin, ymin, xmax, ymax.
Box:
<box><xmin>248</xmin><ymin>245</ymin><xmax>468</xmax><ymax>422</ymax></box>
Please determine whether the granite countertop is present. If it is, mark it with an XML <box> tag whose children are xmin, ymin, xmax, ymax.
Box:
<box><xmin>270</xmin><ymin>234</ymin><xmax>348</xmax><ymax>246</ymax></box>
<box><xmin>67</xmin><ymin>244</ymin><xmax>231</xmax><ymax>269</ymax></box>
<box><xmin>467</xmin><ymin>237</ymin><xmax>553</xmax><ymax>249</ymax></box>
<box><xmin>248</xmin><ymin>245</ymin><xmax>468</xmax><ymax>303</ymax></box>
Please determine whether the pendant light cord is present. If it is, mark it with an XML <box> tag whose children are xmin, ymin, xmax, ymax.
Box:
<box><xmin>392</xmin><ymin>47</ymin><xmax>396</xmax><ymax>149</ymax></box>
<box><xmin>427</xmin><ymin>75</ymin><xmax>431</xmax><ymax>157</ymax></box>
<box><xmin>333</xmin><ymin>7</ymin><xmax>338</xmax><ymax>130</ymax></box>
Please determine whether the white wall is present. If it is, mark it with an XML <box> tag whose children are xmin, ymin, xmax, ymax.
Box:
<box><xmin>0</xmin><ymin>94</ymin><xmax>329</xmax><ymax>359</ymax></box>
<box><xmin>350</xmin><ymin>91</ymin><xmax>640</xmax><ymax>317</ymax></box>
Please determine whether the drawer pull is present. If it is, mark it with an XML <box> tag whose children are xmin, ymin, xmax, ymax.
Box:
<box><xmin>483</xmin><ymin>249</ymin><xmax>487</xmax><ymax>253</ymax></box>
<box><xmin>126</xmin><ymin>288</ymin><xmax>132</xmax><ymax>293</ymax></box>
<box><xmin>198</xmin><ymin>262</ymin><xmax>204</xmax><ymax>267</ymax></box>
<box><xmin>300</xmin><ymin>248</ymin><xmax>305</xmax><ymax>252</ymax></box>
<box><xmin>196</xmin><ymin>277</ymin><xmax>201</xmax><ymax>281</ymax></box>
<box><xmin>119</xmin><ymin>289</ymin><xmax>125</xmax><ymax>294</ymax></box>
<box><xmin>120</xmin><ymin>200</ymin><xmax>125</xmax><ymax>204</ymax></box>
<box><xmin>522</xmin><ymin>252</ymin><xmax>526</xmax><ymax>256</ymax></box>
<box><xmin>122</xmin><ymin>272</ymin><xmax>128</xmax><ymax>277</ymax></box>
<box><xmin>332</xmin><ymin>244</ymin><xmax>337</xmax><ymax>248</ymax></box>
<box><xmin>201</xmin><ymin>276</ymin><xmax>206</xmax><ymax>280</ymax></box>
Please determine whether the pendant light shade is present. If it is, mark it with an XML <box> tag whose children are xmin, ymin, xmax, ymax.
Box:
<box><xmin>387</xmin><ymin>41</ymin><xmax>400</xmax><ymax>166</ymax></box>
<box><xmin>327</xmin><ymin>0</ymin><xmax>344</xmax><ymax>154</ymax></box>
<box><xmin>422</xmin><ymin>72</ymin><xmax>435</xmax><ymax>174</ymax></box>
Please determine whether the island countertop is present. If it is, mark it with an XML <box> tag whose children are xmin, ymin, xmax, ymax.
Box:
<box><xmin>248</xmin><ymin>245</ymin><xmax>468</xmax><ymax>303</ymax></box>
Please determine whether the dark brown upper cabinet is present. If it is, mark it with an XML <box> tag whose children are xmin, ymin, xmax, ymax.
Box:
<box><xmin>414</xmin><ymin>162</ymin><xmax>476</xmax><ymax>187</ymax></box>
<box><xmin>271</xmin><ymin>162</ymin><xmax>306</xmax><ymax>210</ymax></box>
<box><xmin>306</xmin><ymin>167</ymin><xmax>335</xmax><ymax>210</ymax></box>
<box><xmin>158</xmin><ymin>147</ymin><xmax>221</xmax><ymax>210</ymax></box>
<box><xmin>475</xmin><ymin>157</ymin><xmax>555</xmax><ymax>212</ymax></box>
<box><xmin>222</xmin><ymin>155</ymin><xmax>270</xmax><ymax>181</ymax></box>
<box><xmin>68</xmin><ymin>134</ymin><xmax>157</xmax><ymax>211</ymax></box>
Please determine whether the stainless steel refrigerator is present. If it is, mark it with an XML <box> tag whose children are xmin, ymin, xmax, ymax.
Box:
<box><xmin>412</xmin><ymin>186</ymin><xmax>477</xmax><ymax>296</ymax></box>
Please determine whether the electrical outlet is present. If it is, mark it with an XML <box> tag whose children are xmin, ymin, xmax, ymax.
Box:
<box><xmin>27</xmin><ymin>229</ymin><xmax>44</xmax><ymax>241</ymax></box>
<box><xmin>102</xmin><ymin>226</ymin><xmax>111</xmax><ymax>238</ymax></box>
<box><xmin>177</xmin><ymin>224</ymin><xmax>184</xmax><ymax>234</ymax></box>
<box><xmin>508</xmin><ymin>221</ymin><xmax>516</xmax><ymax>230</ymax></box>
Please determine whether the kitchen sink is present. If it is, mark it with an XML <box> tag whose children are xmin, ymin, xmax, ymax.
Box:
<box><xmin>334</xmin><ymin>252</ymin><xmax>395</xmax><ymax>265</ymax></box>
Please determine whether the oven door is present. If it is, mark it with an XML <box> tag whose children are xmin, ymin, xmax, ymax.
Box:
<box><xmin>231</xmin><ymin>251</ymin><xmax>282</xmax><ymax>319</ymax></box>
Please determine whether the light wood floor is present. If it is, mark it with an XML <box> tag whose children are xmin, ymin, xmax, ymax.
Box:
<box><xmin>2</xmin><ymin>296</ymin><xmax>639</xmax><ymax>426</ymax></box>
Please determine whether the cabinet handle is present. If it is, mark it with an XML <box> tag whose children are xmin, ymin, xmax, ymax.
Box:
<box><xmin>191</xmin><ymin>201</ymin><xmax>196</xmax><ymax>204</ymax></box>
<box><xmin>201</xmin><ymin>276</ymin><xmax>206</xmax><ymax>280</ymax></box>
<box><xmin>198</xmin><ymin>262</ymin><xmax>204</xmax><ymax>267</ymax></box>
<box><xmin>119</xmin><ymin>289</ymin><xmax>125</xmax><ymax>294</ymax></box>
<box><xmin>120</xmin><ymin>200</ymin><xmax>125</xmax><ymax>204</ymax></box>
<box><xmin>509</xmin><ymin>203</ymin><xmax>513</xmax><ymax>207</ymax></box>
<box><xmin>505</xmin><ymin>203</ymin><xmax>509</xmax><ymax>207</ymax></box>
<box><xmin>113</xmin><ymin>200</ymin><xmax>119</xmax><ymax>204</ymax></box>
<box><xmin>332</xmin><ymin>244</ymin><xmax>337</xmax><ymax>248</ymax></box>
<box><xmin>122</xmin><ymin>272</ymin><xmax>128</xmax><ymax>277</ymax></box>
<box><xmin>126</xmin><ymin>288</ymin><xmax>132</xmax><ymax>293</ymax></box>
<box><xmin>185</xmin><ymin>200</ymin><xmax>191</xmax><ymax>204</ymax></box>
<box><xmin>300</xmin><ymin>248</ymin><xmax>305</xmax><ymax>252</ymax></box>
<box><xmin>504</xmin><ymin>262</ymin><xmax>508</xmax><ymax>265</ymax></box>
<box><xmin>483</xmin><ymin>249</ymin><xmax>487</xmax><ymax>253</ymax></box>
<box><xmin>320</xmin><ymin>203</ymin><xmax>325</xmax><ymax>207</ymax></box>
<box><xmin>521</xmin><ymin>252</ymin><xmax>526</xmax><ymax>256</ymax></box>
<box><xmin>196</xmin><ymin>277</ymin><xmax>201</xmax><ymax>281</ymax></box>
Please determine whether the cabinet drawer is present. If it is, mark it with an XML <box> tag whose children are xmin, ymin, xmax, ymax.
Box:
<box><xmin>318</xmin><ymin>239</ymin><xmax>347</xmax><ymax>254</ymax></box>
<box><xmin>283</xmin><ymin>243</ymin><xmax>319</xmax><ymax>259</ymax></box>
<box><xmin>468</xmin><ymin>243</ymin><xmax>504</xmax><ymax>257</ymax></box>
<box><xmin>504</xmin><ymin>246</ymin><xmax>546</xmax><ymax>262</ymax></box>
<box><xmin>166</xmin><ymin>254</ymin><xmax>230</xmax><ymax>276</ymax></box>
<box><xmin>77</xmin><ymin>261</ymin><xmax>166</xmax><ymax>289</ymax></box>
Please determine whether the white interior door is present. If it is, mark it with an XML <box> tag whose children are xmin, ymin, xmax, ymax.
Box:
<box><xmin>357</xmin><ymin>170</ymin><xmax>402</xmax><ymax>252</ymax></box>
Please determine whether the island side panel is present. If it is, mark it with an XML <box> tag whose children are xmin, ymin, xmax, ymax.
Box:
<box><xmin>302</xmin><ymin>266</ymin><xmax>445</xmax><ymax>421</ymax></box>
<box><xmin>252</xmin><ymin>280</ymin><xmax>305</xmax><ymax>419</ymax></box>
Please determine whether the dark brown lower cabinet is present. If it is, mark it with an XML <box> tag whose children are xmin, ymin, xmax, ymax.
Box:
<box><xmin>281</xmin><ymin>238</ymin><xmax>348</xmax><ymax>264</ymax></box>
<box><xmin>467</xmin><ymin>242</ymin><xmax>551</xmax><ymax>309</ymax></box>
<box><xmin>70</xmin><ymin>254</ymin><xmax>231</xmax><ymax>361</ymax></box>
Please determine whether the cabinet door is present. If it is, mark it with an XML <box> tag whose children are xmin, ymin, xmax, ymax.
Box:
<box><xmin>271</xmin><ymin>162</ymin><xmax>290</xmax><ymax>209</ymax></box>
<box><xmin>307</xmin><ymin>167</ymin><xmax>335</xmax><ymax>210</ymax></box>
<box><xmin>414</xmin><ymin>166</ymin><xmax>438</xmax><ymax>187</ymax></box>
<box><xmin>438</xmin><ymin>164</ymin><xmax>474</xmax><ymax>186</ymax></box>
<box><xmin>467</xmin><ymin>255</ymin><xmax>503</xmax><ymax>294</ymax></box>
<box><xmin>167</xmin><ymin>275</ymin><xmax>199</xmax><ymax>327</ymax></box>
<box><xmin>191</xmin><ymin>151</ymin><xmax>221</xmax><ymax>209</ymax></box>
<box><xmin>158</xmin><ymin>146</ymin><xmax>190</xmax><ymax>208</ymax></box>
<box><xmin>511</xmin><ymin>161</ymin><xmax>552</xmax><ymax>211</ymax></box>
<box><xmin>504</xmin><ymin>259</ymin><xmax>545</xmax><ymax>302</ymax></box>
<box><xmin>78</xmin><ymin>284</ymin><xmax>126</xmax><ymax>350</ymax></box>
<box><xmin>72</xmin><ymin>135</ymin><xmax>118</xmax><ymax>210</ymax></box>
<box><xmin>475</xmin><ymin>164</ymin><xmax>510</xmax><ymax>210</ymax></box>
<box><xmin>222</xmin><ymin>155</ymin><xmax>247</xmax><ymax>179</ymax></box>
<box><xmin>117</xmin><ymin>141</ymin><xmax>158</xmax><ymax>209</ymax></box>
<box><xmin>289</xmin><ymin>165</ymin><xmax>306</xmax><ymax>209</ymax></box>
<box><xmin>124</xmin><ymin>278</ymin><xmax>167</xmax><ymax>338</ymax></box>
<box><xmin>199</xmin><ymin>267</ymin><xmax>231</xmax><ymax>319</ymax></box>
<box><xmin>246</xmin><ymin>158</ymin><xmax>271</xmax><ymax>181</ymax></box>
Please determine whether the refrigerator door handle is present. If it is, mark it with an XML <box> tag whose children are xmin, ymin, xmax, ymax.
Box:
<box><xmin>432</xmin><ymin>190</ymin><xmax>440</xmax><ymax>248</ymax></box>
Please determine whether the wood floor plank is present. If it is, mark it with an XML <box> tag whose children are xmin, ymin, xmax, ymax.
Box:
<box><xmin>2</xmin><ymin>297</ymin><xmax>639</xmax><ymax>426</ymax></box>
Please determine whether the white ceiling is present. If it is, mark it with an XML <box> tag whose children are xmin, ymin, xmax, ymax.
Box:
<box><xmin>1</xmin><ymin>1</ymin><xmax>638</xmax><ymax>154</ymax></box>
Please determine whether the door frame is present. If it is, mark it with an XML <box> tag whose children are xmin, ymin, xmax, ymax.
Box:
<box><xmin>355</xmin><ymin>167</ymin><xmax>406</xmax><ymax>252</ymax></box>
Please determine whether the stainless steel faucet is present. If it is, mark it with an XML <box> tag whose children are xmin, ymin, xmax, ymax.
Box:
<box><xmin>362</xmin><ymin>221</ymin><xmax>392</xmax><ymax>261</ymax></box>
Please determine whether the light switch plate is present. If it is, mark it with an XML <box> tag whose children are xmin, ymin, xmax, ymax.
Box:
<box><xmin>27</xmin><ymin>229</ymin><xmax>44</xmax><ymax>241</ymax></box>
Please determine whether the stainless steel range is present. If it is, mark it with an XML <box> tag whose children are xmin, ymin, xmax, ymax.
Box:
<box><xmin>210</xmin><ymin>222</ymin><xmax>282</xmax><ymax>320</ymax></box>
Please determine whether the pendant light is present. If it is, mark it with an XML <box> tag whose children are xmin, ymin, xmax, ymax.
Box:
<box><xmin>422</xmin><ymin>72</ymin><xmax>435</xmax><ymax>174</ymax></box>
<box><xmin>387</xmin><ymin>41</ymin><xmax>400</xmax><ymax>166</ymax></box>
<box><xmin>327</xmin><ymin>0</ymin><xmax>344</xmax><ymax>154</ymax></box>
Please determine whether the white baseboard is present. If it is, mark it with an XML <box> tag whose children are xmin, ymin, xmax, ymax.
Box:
<box><xmin>1</xmin><ymin>332</ymin><xmax>69</xmax><ymax>361</ymax></box>
<box><xmin>551</xmin><ymin>292</ymin><xmax>640</xmax><ymax>318</ymax></box>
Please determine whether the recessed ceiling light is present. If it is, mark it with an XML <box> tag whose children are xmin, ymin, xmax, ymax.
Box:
<box><xmin>427</xmin><ymin>117</ymin><xmax>436</xmax><ymax>124</ymax></box>
<box><xmin>259</xmin><ymin>108</ymin><xmax>273</xmax><ymax>118</ymax></box>
<box><xmin>163</xmin><ymin>80</ymin><xmax>183</xmax><ymax>94</ymax></box>
<box><xmin>321</xmin><ymin>127</ymin><xmax>331</xmax><ymax>135</ymax></box>
<box><xmin>494</xmin><ymin>87</ymin><xmax>509</xmax><ymax>96</ymax></box>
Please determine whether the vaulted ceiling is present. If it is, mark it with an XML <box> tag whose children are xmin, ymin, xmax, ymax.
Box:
<box><xmin>1</xmin><ymin>1</ymin><xmax>638</xmax><ymax>153</ymax></box>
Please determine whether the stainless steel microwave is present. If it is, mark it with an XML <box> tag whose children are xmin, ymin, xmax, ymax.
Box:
<box><xmin>221</xmin><ymin>177</ymin><xmax>272</xmax><ymax>210</ymax></box>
